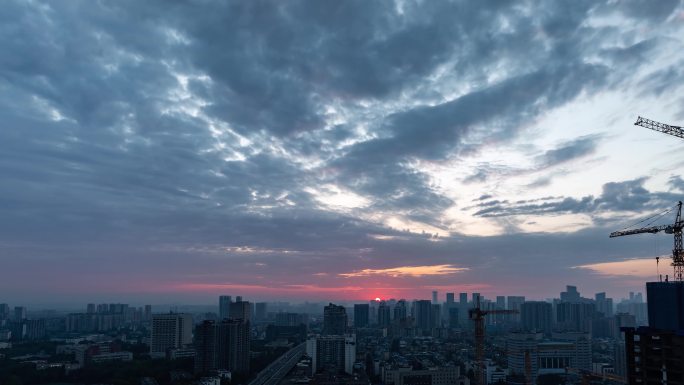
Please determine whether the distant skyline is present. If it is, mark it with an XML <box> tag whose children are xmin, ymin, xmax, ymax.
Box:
<box><xmin>2</xmin><ymin>1</ymin><xmax>684</xmax><ymax>305</ymax></box>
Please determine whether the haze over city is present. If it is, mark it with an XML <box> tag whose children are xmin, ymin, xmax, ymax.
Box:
<box><xmin>3</xmin><ymin>0</ymin><xmax>684</xmax><ymax>307</ymax></box>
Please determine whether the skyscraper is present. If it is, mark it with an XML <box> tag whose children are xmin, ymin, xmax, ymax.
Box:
<box><xmin>595</xmin><ymin>292</ymin><xmax>614</xmax><ymax>317</ymax></box>
<box><xmin>0</xmin><ymin>304</ymin><xmax>9</xmax><ymax>320</ymax></box>
<box><xmin>323</xmin><ymin>303</ymin><xmax>347</xmax><ymax>335</ymax></box>
<box><xmin>446</xmin><ymin>292</ymin><xmax>455</xmax><ymax>306</ymax></box>
<box><xmin>560</xmin><ymin>285</ymin><xmax>581</xmax><ymax>303</ymax></box>
<box><xmin>151</xmin><ymin>313</ymin><xmax>193</xmax><ymax>358</ymax></box>
<box><xmin>431</xmin><ymin>304</ymin><xmax>441</xmax><ymax>328</ymax></box>
<box><xmin>307</xmin><ymin>334</ymin><xmax>356</xmax><ymax>374</ymax></box>
<box><xmin>556</xmin><ymin>302</ymin><xmax>596</xmax><ymax>332</ymax></box>
<box><xmin>448</xmin><ymin>307</ymin><xmax>459</xmax><ymax>328</ymax></box>
<box><xmin>378</xmin><ymin>302</ymin><xmax>391</xmax><ymax>327</ymax></box>
<box><xmin>194</xmin><ymin>318</ymin><xmax>250</xmax><ymax>374</ymax></box>
<box><xmin>219</xmin><ymin>295</ymin><xmax>232</xmax><ymax>320</ymax></box>
<box><xmin>432</xmin><ymin>291</ymin><xmax>438</xmax><ymax>304</ymax></box>
<box><xmin>229</xmin><ymin>300</ymin><xmax>251</xmax><ymax>322</ymax></box>
<box><xmin>414</xmin><ymin>300</ymin><xmax>432</xmax><ymax>332</ymax></box>
<box><xmin>521</xmin><ymin>301</ymin><xmax>552</xmax><ymax>334</ymax></box>
<box><xmin>353</xmin><ymin>304</ymin><xmax>369</xmax><ymax>328</ymax></box>
<box><xmin>459</xmin><ymin>293</ymin><xmax>469</xmax><ymax>324</ymax></box>
<box><xmin>393</xmin><ymin>300</ymin><xmax>407</xmax><ymax>321</ymax></box>
<box><xmin>507</xmin><ymin>296</ymin><xmax>526</xmax><ymax>323</ymax></box>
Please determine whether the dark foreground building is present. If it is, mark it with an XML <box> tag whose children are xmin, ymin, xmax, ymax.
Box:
<box><xmin>623</xmin><ymin>281</ymin><xmax>684</xmax><ymax>385</ymax></box>
<box><xmin>646</xmin><ymin>281</ymin><xmax>684</xmax><ymax>331</ymax></box>
<box><xmin>195</xmin><ymin>319</ymin><xmax>250</xmax><ymax>375</ymax></box>
<box><xmin>623</xmin><ymin>327</ymin><xmax>684</xmax><ymax>385</ymax></box>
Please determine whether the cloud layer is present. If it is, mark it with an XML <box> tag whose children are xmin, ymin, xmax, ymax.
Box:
<box><xmin>2</xmin><ymin>0</ymin><xmax>684</xmax><ymax>305</ymax></box>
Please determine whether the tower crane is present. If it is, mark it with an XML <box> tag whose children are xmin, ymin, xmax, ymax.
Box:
<box><xmin>609</xmin><ymin>201</ymin><xmax>684</xmax><ymax>281</ymax></box>
<box><xmin>469</xmin><ymin>297</ymin><xmax>518</xmax><ymax>385</ymax></box>
<box><xmin>634</xmin><ymin>116</ymin><xmax>684</xmax><ymax>139</ymax></box>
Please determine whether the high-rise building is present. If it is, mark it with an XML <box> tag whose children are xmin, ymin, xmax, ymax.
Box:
<box><xmin>496</xmin><ymin>296</ymin><xmax>506</xmax><ymax>309</ymax></box>
<box><xmin>446</xmin><ymin>293</ymin><xmax>455</xmax><ymax>306</ymax></box>
<box><xmin>353</xmin><ymin>304</ymin><xmax>369</xmax><ymax>328</ymax></box>
<box><xmin>150</xmin><ymin>313</ymin><xmax>193</xmax><ymax>358</ymax></box>
<box><xmin>393</xmin><ymin>300</ymin><xmax>407</xmax><ymax>321</ymax></box>
<box><xmin>507</xmin><ymin>332</ymin><xmax>542</xmax><ymax>384</ymax></box>
<box><xmin>229</xmin><ymin>300</ymin><xmax>251</xmax><ymax>322</ymax></box>
<box><xmin>432</xmin><ymin>291</ymin><xmax>438</xmax><ymax>304</ymax></box>
<box><xmin>459</xmin><ymin>293</ymin><xmax>468</xmax><ymax>306</ymax></box>
<box><xmin>306</xmin><ymin>334</ymin><xmax>356</xmax><ymax>374</ymax></box>
<box><xmin>219</xmin><ymin>296</ymin><xmax>232</xmax><ymax>320</ymax></box>
<box><xmin>377</xmin><ymin>302</ymin><xmax>391</xmax><ymax>327</ymax></box>
<box><xmin>560</xmin><ymin>285</ymin><xmax>581</xmax><ymax>303</ymax></box>
<box><xmin>459</xmin><ymin>293</ymin><xmax>470</xmax><ymax>324</ymax></box>
<box><xmin>144</xmin><ymin>305</ymin><xmax>152</xmax><ymax>321</ymax></box>
<box><xmin>255</xmin><ymin>302</ymin><xmax>267</xmax><ymax>321</ymax></box>
<box><xmin>414</xmin><ymin>300</ymin><xmax>432</xmax><ymax>332</ymax></box>
<box><xmin>323</xmin><ymin>303</ymin><xmax>347</xmax><ymax>335</ymax></box>
<box><xmin>595</xmin><ymin>292</ymin><xmax>614</xmax><ymax>317</ymax></box>
<box><xmin>448</xmin><ymin>307</ymin><xmax>459</xmax><ymax>328</ymax></box>
<box><xmin>556</xmin><ymin>302</ymin><xmax>596</xmax><ymax>332</ymax></box>
<box><xmin>86</xmin><ymin>304</ymin><xmax>96</xmax><ymax>314</ymax></box>
<box><xmin>344</xmin><ymin>334</ymin><xmax>356</xmax><ymax>375</ymax></box>
<box><xmin>507</xmin><ymin>296</ymin><xmax>526</xmax><ymax>323</ymax></box>
<box><xmin>521</xmin><ymin>301</ymin><xmax>552</xmax><ymax>334</ymax></box>
<box><xmin>14</xmin><ymin>306</ymin><xmax>26</xmax><ymax>321</ymax></box>
<box><xmin>646</xmin><ymin>281</ymin><xmax>684</xmax><ymax>331</ymax></box>
<box><xmin>552</xmin><ymin>332</ymin><xmax>591</xmax><ymax>371</ymax></box>
<box><xmin>508</xmin><ymin>331</ymin><xmax>591</xmax><ymax>385</ymax></box>
<box><xmin>431</xmin><ymin>304</ymin><xmax>441</xmax><ymax>328</ymax></box>
<box><xmin>194</xmin><ymin>320</ymin><xmax>217</xmax><ymax>374</ymax></box>
<box><xmin>472</xmin><ymin>293</ymin><xmax>481</xmax><ymax>305</ymax></box>
<box><xmin>23</xmin><ymin>319</ymin><xmax>46</xmax><ymax>340</ymax></box>
<box><xmin>623</xmin><ymin>327</ymin><xmax>684</xmax><ymax>385</ymax></box>
<box><xmin>614</xmin><ymin>312</ymin><xmax>636</xmax><ymax>340</ymax></box>
<box><xmin>0</xmin><ymin>304</ymin><xmax>9</xmax><ymax>320</ymax></box>
<box><xmin>195</xmin><ymin>318</ymin><xmax>250</xmax><ymax>375</ymax></box>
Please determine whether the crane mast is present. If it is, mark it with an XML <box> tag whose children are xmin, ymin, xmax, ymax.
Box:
<box><xmin>469</xmin><ymin>297</ymin><xmax>518</xmax><ymax>385</ymax></box>
<box><xmin>609</xmin><ymin>201</ymin><xmax>684</xmax><ymax>281</ymax></box>
<box><xmin>635</xmin><ymin>116</ymin><xmax>684</xmax><ymax>139</ymax></box>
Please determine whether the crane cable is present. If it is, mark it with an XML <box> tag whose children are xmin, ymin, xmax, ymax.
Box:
<box><xmin>617</xmin><ymin>205</ymin><xmax>675</xmax><ymax>232</ymax></box>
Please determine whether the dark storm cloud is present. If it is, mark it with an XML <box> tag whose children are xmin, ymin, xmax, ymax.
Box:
<box><xmin>463</xmin><ymin>136</ymin><xmax>601</xmax><ymax>184</ymax></box>
<box><xmin>536</xmin><ymin>136</ymin><xmax>600</xmax><ymax>167</ymax></box>
<box><xmin>473</xmin><ymin>178</ymin><xmax>682</xmax><ymax>218</ymax></box>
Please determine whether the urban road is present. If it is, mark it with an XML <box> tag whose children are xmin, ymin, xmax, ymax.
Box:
<box><xmin>248</xmin><ymin>342</ymin><xmax>306</xmax><ymax>385</ymax></box>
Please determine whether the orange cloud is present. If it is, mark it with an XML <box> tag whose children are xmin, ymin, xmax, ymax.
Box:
<box><xmin>574</xmin><ymin>257</ymin><xmax>662</xmax><ymax>278</ymax></box>
<box><xmin>339</xmin><ymin>264</ymin><xmax>468</xmax><ymax>278</ymax></box>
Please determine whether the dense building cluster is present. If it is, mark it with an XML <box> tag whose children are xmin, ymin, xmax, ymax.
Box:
<box><xmin>1</xmin><ymin>282</ymin><xmax>682</xmax><ymax>385</ymax></box>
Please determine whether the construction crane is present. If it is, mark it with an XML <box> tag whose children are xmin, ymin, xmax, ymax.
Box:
<box><xmin>565</xmin><ymin>367</ymin><xmax>626</xmax><ymax>384</ymax></box>
<box><xmin>634</xmin><ymin>116</ymin><xmax>684</xmax><ymax>139</ymax></box>
<box><xmin>469</xmin><ymin>297</ymin><xmax>518</xmax><ymax>385</ymax></box>
<box><xmin>609</xmin><ymin>201</ymin><xmax>684</xmax><ymax>281</ymax></box>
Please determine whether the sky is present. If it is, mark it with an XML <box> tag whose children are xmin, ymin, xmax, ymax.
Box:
<box><xmin>2</xmin><ymin>0</ymin><xmax>684</xmax><ymax>307</ymax></box>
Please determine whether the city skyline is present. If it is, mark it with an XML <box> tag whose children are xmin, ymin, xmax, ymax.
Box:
<box><xmin>3</xmin><ymin>1</ymin><xmax>684</xmax><ymax>305</ymax></box>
